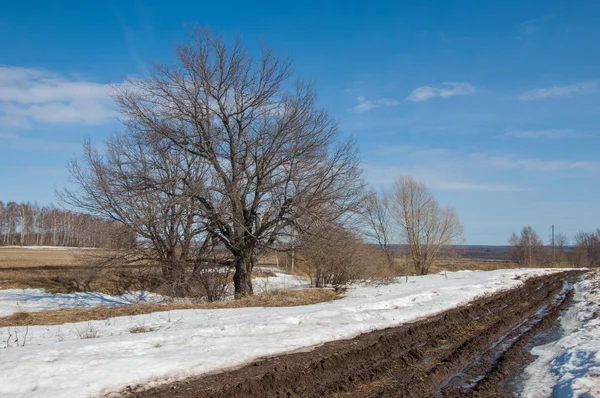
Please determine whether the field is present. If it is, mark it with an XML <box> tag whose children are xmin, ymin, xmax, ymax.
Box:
<box><xmin>0</xmin><ymin>247</ymin><xmax>597</xmax><ymax>397</ymax></box>
<box><xmin>0</xmin><ymin>247</ymin><xmax>523</xmax><ymax>293</ymax></box>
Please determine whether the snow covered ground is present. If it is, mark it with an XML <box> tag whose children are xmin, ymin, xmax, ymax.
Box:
<box><xmin>521</xmin><ymin>271</ymin><xmax>600</xmax><ymax>398</ymax></box>
<box><xmin>0</xmin><ymin>271</ymin><xmax>309</xmax><ymax>318</ymax></box>
<box><xmin>0</xmin><ymin>268</ymin><xmax>569</xmax><ymax>397</ymax></box>
<box><xmin>0</xmin><ymin>289</ymin><xmax>168</xmax><ymax>318</ymax></box>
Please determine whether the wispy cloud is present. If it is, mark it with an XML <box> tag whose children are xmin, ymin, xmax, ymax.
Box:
<box><xmin>0</xmin><ymin>133</ymin><xmax>81</xmax><ymax>152</ymax></box>
<box><xmin>406</xmin><ymin>82</ymin><xmax>475</xmax><ymax>102</ymax></box>
<box><xmin>518</xmin><ymin>81</ymin><xmax>597</xmax><ymax>100</ymax></box>
<box><xmin>430</xmin><ymin>180</ymin><xmax>528</xmax><ymax>192</ymax></box>
<box><xmin>365</xmin><ymin>144</ymin><xmax>600</xmax><ymax>194</ymax></box>
<box><xmin>504</xmin><ymin>129</ymin><xmax>579</xmax><ymax>139</ymax></box>
<box><xmin>350</xmin><ymin>96</ymin><xmax>401</xmax><ymax>113</ymax></box>
<box><xmin>488</xmin><ymin>157</ymin><xmax>600</xmax><ymax>172</ymax></box>
<box><xmin>520</xmin><ymin>14</ymin><xmax>555</xmax><ymax>35</ymax></box>
<box><xmin>363</xmin><ymin>163</ymin><xmax>528</xmax><ymax>192</ymax></box>
<box><xmin>0</xmin><ymin>66</ymin><xmax>118</xmax><ymax>127</ymax></box>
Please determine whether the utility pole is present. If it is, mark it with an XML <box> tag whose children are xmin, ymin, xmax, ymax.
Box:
<box><xmin>551</xmin><ymin>224</ymin><xmax>555</xmax><ymax>264</ymax></box>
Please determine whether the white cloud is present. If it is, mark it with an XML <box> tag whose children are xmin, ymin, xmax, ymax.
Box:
<box><xmin>0</xmin><ymin>66</ymin><xmax>118</xmax><ymax>127</ymax></box>
<box><xmin>350</xmin><ymin>96</ymin><xmax>401</xmax><ymax>113</ymax></box>
<box><xmin>406</xmin><ymin>82</ymin><xmax>475</xmax><ymax>102</ymax></box>
<box><xmin>518</xmin><ymin>81</ymin><xmax>597</xmax><ymax>100</ymax></box>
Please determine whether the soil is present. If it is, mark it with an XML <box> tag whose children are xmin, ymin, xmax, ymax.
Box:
<box><xmin>121</xmin><ymin>270</ymin><xmax>584</xmax><ymax>398</ymax></box>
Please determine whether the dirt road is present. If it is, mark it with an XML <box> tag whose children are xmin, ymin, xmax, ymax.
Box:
<box><xmin>123</xmin><ymin>271</ymin><xmax>582</xmax><ymax>398</ymax></box>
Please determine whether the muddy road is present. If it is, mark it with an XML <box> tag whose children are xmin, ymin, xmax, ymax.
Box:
<box><xmin>124</xmin><ymin>271</ymin><xmax>583</xmax><ymax>398</ymax></box>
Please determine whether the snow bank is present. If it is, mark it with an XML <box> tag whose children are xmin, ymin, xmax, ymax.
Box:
<box><xmin>0</xmin><ymin>268</ymin><xmax>566</xmax><ymax>398</ymax></box>
<box><xmin>521</xmin><ymin>271</ymin><xmax>600</xmax><ymax>398</ymax></box>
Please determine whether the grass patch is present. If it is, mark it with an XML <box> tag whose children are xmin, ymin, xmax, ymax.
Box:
<box><xmin>0</xmin><ymin>288</ymin><xmax>339</xmax><ymax>327</ymax></box>
<box><xmin>128</xmin><ymin>325</ymin><xmax>157</xmax><ymax>334</ymax></box>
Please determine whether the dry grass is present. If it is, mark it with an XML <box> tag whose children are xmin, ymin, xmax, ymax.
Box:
<box><xmin>0</xmin><ymin>247</ymin><xmax>86</xmax><ymax>268</ymax></box>
<box><xmin>0</xmin><ymin>249</ymin><xmax>278</xmax><ymax>293</ymax></box>
<box><xmin>0</xmin><ymin>288</ymin><xmax>339</xmax><ymax>327</ymax></box>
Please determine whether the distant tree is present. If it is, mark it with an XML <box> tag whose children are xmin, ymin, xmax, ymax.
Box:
<box><xmin>508</xmin><ymin>226</ymin><xmax>543</xmax><ymax>266</ymax></box>
<box><xmin>363</xmin><ymin>188</ymin><xmax>395</xmax><ymax>267</ymax></box>
<box><xmin>0</xmin><ymin>200</ymin><xmax>134</xmax><ymax>249</ymax></box>
<box><xmin>388</xmin><ymin>176</ymin><xmax>464</xmax><ymax>275</ymax></box>
<box><xmin>573</xmin><ymin>230</ymin><xmax>600</xmax><ymax>267</ymax></box>
<box><xmin>554</xmin><ymin>232</ymin><xmax>569</xmax><ymax>263</ymax></box>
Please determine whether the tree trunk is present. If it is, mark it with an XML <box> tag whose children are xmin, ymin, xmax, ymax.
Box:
<box><xmin>233</xmin><ymin>250</ymin><xmax>254</xmax><ymax>298</ymax></box>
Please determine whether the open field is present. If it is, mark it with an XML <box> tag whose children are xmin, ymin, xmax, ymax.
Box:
<box><xmin>0</xmin><ymin>247</ymin><xmax>83</xmax><ymax>268</ymax></box>
<box><xmin>0</xmin><ymin>247</ymin><xmax>574</xmax><ymax>293</ymax></box>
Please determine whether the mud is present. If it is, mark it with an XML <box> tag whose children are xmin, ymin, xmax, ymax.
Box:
<box><xmin>121</xmin><ymin>271</ymin><xmax>583</xmax><ymax>398</ymax></box>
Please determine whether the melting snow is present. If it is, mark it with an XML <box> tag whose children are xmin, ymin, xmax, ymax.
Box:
<box><xmin>0</xmin><ymin>268</ymin><xmax>573</xmax><ymax>398</ymax></box>
<box><xmin>521</xmin><ymin>270</ymin><xmax>600</xmax><ymax>398</ymax></box>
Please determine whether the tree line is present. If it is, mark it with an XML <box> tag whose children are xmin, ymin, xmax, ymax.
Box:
<box><xmin>0</xmin><ymin>201</ymin><xmax>135</xmax><ymax>248</ymax></box>
<box><xmin>509</xmin><ymin>225</ymin><xmax>600</xmax><ymax>267</ymax></box>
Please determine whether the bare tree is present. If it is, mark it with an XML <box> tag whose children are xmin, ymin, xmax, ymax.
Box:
<box><xmin>363</xmin><ymin>188</ymin><xmax>395</xmax><ymax>267</ymax></box>
<box><xmin>60</xmin><ymin>133</ymin><xmax>211</xmax><ymax>294</ymax></box>
<box><xmin>69</xmin><ymin>27</ymin><xmax>363</xmax><ymax>298</ymax></box>
<box><xmin>573</xmin><ymin>230</ymin><xmax>600</xmax><ymax>267</ymax></box>
<box><xmin>298</xmin><ymin>220</ymin><xmax>387</xmax><ymax>290</ymax></box>
<box><xmin>388</xmin><ymin>176</ymin><xmax>464</xmax><ymax>275</ymax></box>
<box><xmin>508</xmin><ymin>226</ymin><xmax>543</xmax><ymax>266</ymax></box>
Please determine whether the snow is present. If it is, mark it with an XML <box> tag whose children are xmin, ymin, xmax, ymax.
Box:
<box><xmin>252</xmin><ymin>271</ymin><xmax>312</xmax><ymax>293</ymax></box>
<box><xmin>0</xmin><ymin>271</ymin><xmax>308</xmax><ymax>319</ymax></box>
<box><xmin>521</xmin><ymin>270</ymin><xmax>600</xmax><ymax>398</ymax></box>
<box><xmin>0</xmin><ymin>268</ymin><xmax>568</xmax><ymax>397</ymax></box>
<box><xmin>0</xmin><ymin>289</ymin><xmax>168</xmax><ymax>318</ymax></box>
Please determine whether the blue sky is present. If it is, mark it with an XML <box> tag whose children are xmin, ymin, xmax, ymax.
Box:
<box><xmin>1</xmin><ymin>0</ymin><xmax>599</xmax><ymax>245</ymax></box>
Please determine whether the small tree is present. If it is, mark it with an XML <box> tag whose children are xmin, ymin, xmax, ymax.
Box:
<box><xmin>508</xmin><ymin>226</ymin><xmax>543</xmax><ymax>266</ymax></box>
<box><xmin>298</xmin><ymin>221</ymin><xmax>387</xmax><ymax>290</ymax></box>
<box><xmin>389</xmin><ymin>176</ymin><xmax>464</xmax><ymax>275</ymax></box>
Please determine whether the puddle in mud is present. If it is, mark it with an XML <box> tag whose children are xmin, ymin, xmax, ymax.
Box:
<box><xmin>502</xmin><ymin>284</ymin><xmax>577</xmax><ymax>396</ymax></box>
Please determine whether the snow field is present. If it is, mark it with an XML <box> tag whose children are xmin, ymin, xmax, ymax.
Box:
<box><xmin>0</xmin><ymin>268</ymin><xmax>568</xmax><ymax>397</ymax></box>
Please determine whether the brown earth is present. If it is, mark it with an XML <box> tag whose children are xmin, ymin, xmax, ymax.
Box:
<box><xmin>121</xmin><ymin>270</ymin><xmax>583</xmax><ymax>398</ymax></box>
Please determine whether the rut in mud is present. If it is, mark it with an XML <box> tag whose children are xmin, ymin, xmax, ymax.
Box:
<box><xmin>122</xmin><ymin>271</ymin><xmax>583</xmax><ymax>398</ymax></box>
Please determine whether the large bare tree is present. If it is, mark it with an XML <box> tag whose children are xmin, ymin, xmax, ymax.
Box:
<box><xmin>389</xmin><ymin>176</ymin><xmax>464</xmax><ymax>275</ymax></box>
<box><xmin>73</xmin><ymin>27</ymin><xmax>363</xmax><ymax>297</ymax></box>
